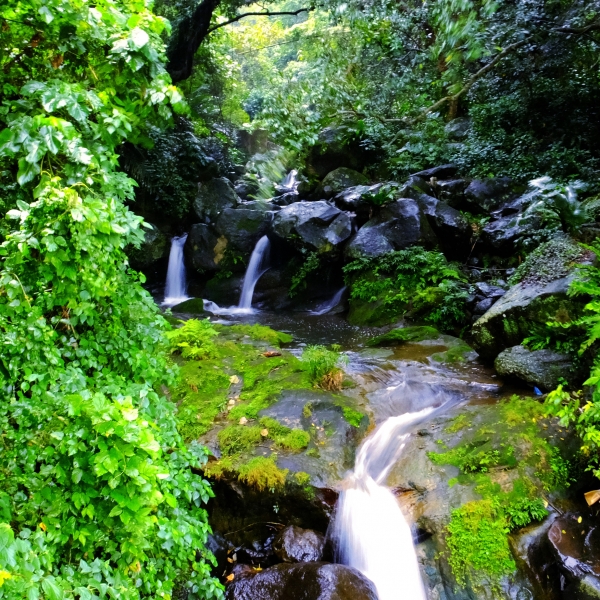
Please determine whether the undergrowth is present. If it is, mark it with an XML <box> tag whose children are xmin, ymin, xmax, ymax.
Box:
<box><xmin>301</xmin><ymin>344</ymin><xmax>348</xmax><ymax>391</ymax></box>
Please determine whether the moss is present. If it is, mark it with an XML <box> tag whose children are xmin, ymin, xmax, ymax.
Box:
<box><xmin>432</xmin><ymin>342</ymin><xmax>474</xmax><ymax>363</ymax></box>
<box><xmin>341</xmin><ymin>406</ymin><xmax>367</xmax><ymax>427</ymax></box>
<box><xmin>218</xmin><ymin>425</ymin><xmax>263</xmax><ymax>456</ymax></box>
<box><xmin>171</xmin><ymin>298</ymin><xmax>205</xmax><ymax>314</ymax></box>
<box><xmin>294</xmin><ymin>471</ymin><xmax>311</xmax><ymax>486</ymax></box>
<box><xmin>347</xmin><ymin>297</ymin><xmax>401</xmax><ymax>327</ymax></box>
<box><xmin>278</xmin><ymin>429</ymin><xmax>310</xmax><ymax>452</ymax></box>
<box><xmin>237</xmin><ymin>457</ymin><xmax>288</xmax><ymax>491</ymax></box>
<box><xmin>445</xmin><ymin>413</ymin><xmax>470</xmax><ymax>433</ymax></box>
<box><xmin>215</xmin><ymin>323</ymin><xmax>293</xmax><ymax>346</ymax></box>
<box><xmin>446</xmin><ymin>499</ymin><xmax>516</xmax><ymax>590</ymax></box>
<box><xmin>367</xmin><ymin>325</ymin><xmax>440</xmax><ymax>347</ymax></box>
<box><xmin>306</xmin><ymin>448</ymin><xmax>320</xmax><ymax>458</ymax></box>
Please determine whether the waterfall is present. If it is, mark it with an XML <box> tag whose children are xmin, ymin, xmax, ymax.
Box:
<box><xmin>281</xmin><ymin>169</ymin><xmax>298</xmax><ymax>190</ymax></box>
<box><xmin>331</xmin><ymin>408</ymin><xmax>434</xmax><ymax>600</ymax></box>
<box><xmin>238</xmin><ymin>235</ymin><xmax>271</xmax><ymax>309</ymax></box>
<box><xmin>163</xmin><ymin>234</ymin><xmax>189</xmax><ymax>307</ymax></box>
<box><xmin>309</xmin><ymin>286</ymin><xmax>347</xmax><ymax>315</ymax></box>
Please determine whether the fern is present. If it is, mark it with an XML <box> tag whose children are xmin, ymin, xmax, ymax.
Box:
<box><xmin>166</xmin><ymin>318</ymin><xmax>219</xmax><ymax>359</ymax></box>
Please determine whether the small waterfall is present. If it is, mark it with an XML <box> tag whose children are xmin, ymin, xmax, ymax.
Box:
<box><xmin>331</xmin><ymin>408</ymin><xmax>434</xmax><ymax>600</ymax></box>
<box><xmin>310</xmin><ymin>286</ymin><xmax>347</xmax><ymax>315</ymax></box>
<box><xmin>163</xmin><ymin>234</ymin><xmax>189</xmax><ymax>307</ymax></box>
<box><xmin>238</xmin><ymin>235</ymin><xmax>271</xmax><ymax>310</ymax></box>
<box><xmin>281</xmin><ymin>169</ymin><xmax>298</xmax><ymax>191</ymax></box>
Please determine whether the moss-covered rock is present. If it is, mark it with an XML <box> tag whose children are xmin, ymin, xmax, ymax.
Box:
<box><xmin>321</xmin><ymin>167</ymin><xmax>369</xmax><ymax>198</ymax></box>
<box><xmin>367</xmin><ymin>325</ymin><xmax>441</xmax><ymax>346</ymax></box>
<box><xmin>126</xmin><ymin>223</ymin><xmax>168</xmax><ymax>269</ymax></box>
<box><xmin>171</xmin><ymin>297</ymin><xmax>205</xmax><ymax>314</ymax></box>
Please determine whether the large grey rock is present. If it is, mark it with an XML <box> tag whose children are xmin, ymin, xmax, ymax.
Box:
<box><xmin>414</xmin><ymin>194</ymin><xmax>471</xmax><ymax>258</ymax></box>
<box><xmin>465</xmin><ymin>177</ymin><xmax>516</xmax><ymax>213</ymax></box>
<box><xmin>184</xmin><ymin>223</ymin><xmax>224</xmax><ymax>272</ymax></box>
<box><xmin>272</xmin><ymin>201</ymin><xmax>352</xmax><ymax>252</ymax></box>
<box><xmin>495</xmin><ymin>345</ymin><xmax>572</xmax><ymax>391</ymax></box>
<box><xmin>321</xmin><ymin>167</ymin><xmax>368</xmax><ymax>198</ymax></box>
<box><xmin>480</xmin><ymin>211</ymin><xmax>543</xmax><ymax>255</ymax></box>
<box><xmin>225</xmin><ymin>562</ymin><xmax>378</xmax><ymax>600</ymax></box>
<box><xmin>413</xmin><ymin>164</ymin><xmax>459</xmax><ymax>180</ymax></box>
<box><xmin>445</xmin><ymin>118</ymin><xmax>471</xmax><ymax>140</ymax></box>
<box><xmin>215</xmin><ymin>207</ymin><xmax>272</xmax><ymax>253</ymax></box>
<box><xmin>127</xmin><ymin>223</ymin><xmax>168</xmax><ymax>269</ymax></box>
<box><xmin>333</xmin><ymin>185</ymin><xmax>374</xmax><ymax>220</ymax></box>
<box><xmin>193</xmin><ymin>177</ymin><xmax>240</xmax><ymax>222</ymax></box>
<box><xmin>273</xmin><ymin>526</ymin><xmax>326</xmax><ymax>563</ymax></box>
<box><xmin>437</xmin><ymin>179</ymin><xmax>468</xmax><ymax>208</ymax></box>
<box><xmin>345</xmin><ymin>198</ymin><xmax>437</xmax><ymax>259</ymax></box>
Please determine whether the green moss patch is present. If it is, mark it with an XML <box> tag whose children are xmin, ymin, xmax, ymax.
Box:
<box><xmin>367</xmin><ymin>325</ymin><xmax>440</xmax><ymax>347</ymax></box>
<box><xmin>214</xmin><ymin>323</ymin><xmax>293</xmax><ymax>346</ymax></box>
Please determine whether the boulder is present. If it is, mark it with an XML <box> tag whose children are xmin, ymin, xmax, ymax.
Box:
<box><xmin>185</xmin><ymin>223</ymin><xmax>224</xmax><ymax>272</ymax></box>
<box><xmin>444</xmin><ymin>118</ymin><xmax>471</xmax><ymax>140</ymax></box>
<box><xmin>306</xmin><ymin>126</ymin><xmax>376</xmax><ymax>178</ymax></box>
<box><xmin>333</xmin><ymin>185</ymin><xmax>375</xmax><ymax>221</ymax></box>
<box><xmin>414</xmin><ymin>195</ymin><xmax>471</xmax><ymax>258</ymax></box>
<box><xmin>225</xmin><ymin>562</ymin><xmax>378</xmax><ymax>600</ymax></box>
<box><xmin>273</xmin><ymin>526</ymin><xmax>326</xmax><ymax>563</ymax></box>
<box><xmin>412</xmin><ymin>164</ymin><xmax>459</xmax><ymax>181</ymax></box>
<box><xmin>345</xmin><ymin>198</ymin><xmax>437</xmax><ymax>260</ymax></box>
<box><xmin>216</xmin><ymin>207</ymin><xmax>272</xmax><ymax>253</ymax></box>
<box><xmin>480</xmin><ymin>211</ymin><xmax>543</xmax><ymax>255</ymax></box>
<box><xmin>272</xmin><ymin>201</ymin><xmax>353</xmax><ymax>253</ymax></box>
<box><xmin>321</xmin><ymin>168</ymin><xmax>369</xmax><ymax>198</ymax></box>
<box><xmin>171</xmin><ymin>298</ymin><xmax>205</xmax><ymax>314</ymax></box>
<box><xmin>495</xmin><ymin>345</ymin><xmax>573</xmax><ymax>391</ymax></box>
<box><xmin>194</xmin><ymin>177</ymin><xmax>240</xmax><ymax>222</ymax></box>
<box><xmin>464</xmin><ymin>177</ymin><xmax>516</xmax><ymax>213</ymax></box>
<box><xmin>436</xmin><ymin>179</ymin><xmax>468</xmax><ymax>208</ymax></box>
<box><xmin>471</xmin><ymin>237</ymin><xmax>590</xmax><ymax>360</ymax></box>
<box><xmin>126</xmin><ymin>223</ymin><xmax>168</xmax><ymax>269</ymax></box>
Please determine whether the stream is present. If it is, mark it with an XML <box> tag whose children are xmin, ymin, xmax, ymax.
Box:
<box><xmin>160</xmin><ymin>234</ymin><xmax>519</xmax><ymax>598</ymax></box>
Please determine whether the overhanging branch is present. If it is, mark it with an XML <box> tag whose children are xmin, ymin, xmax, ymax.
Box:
<box><xmin>207</xmin><ymin>7</ymin><xmax>312</xmax><ymax>34</ymax></box>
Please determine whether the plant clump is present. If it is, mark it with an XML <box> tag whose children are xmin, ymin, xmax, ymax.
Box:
<box><xmin>301</xmin><ymin>344</ymin><xmax>348</xmax><ymax>391</ymax></box>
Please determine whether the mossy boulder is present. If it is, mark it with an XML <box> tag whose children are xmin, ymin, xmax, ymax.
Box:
<box><xmin>193</xmin><ymin>177</ymin><xmax>240</xmax><ymax>222</ymax></box>
<box><xmin>171</xmin><ymin>297</ymin><xmax>205</xmax><ymax>314</ymax></box>
<box><xmin>216</xmin><ymin>207</ymin><xmax>272</xmax><ymax>253</ymax></box>
<box><xmin>320</xmin><ymin>167</ymin><xmax>369</xmax><ymax>198</ymax></box>
<box><xmin>471</xmin><ymin>237</ymin><xmax>591</xmax><ymax>360</ymax></box>
<box><xmin>367</xmin><ymin>325</ymin><xmax>441</xmax><ymax>346</ymax></box>
<box><xmin>495</xmin><ymin>345</ymin><xmax>573</xmax><ymax>391</ymax></box>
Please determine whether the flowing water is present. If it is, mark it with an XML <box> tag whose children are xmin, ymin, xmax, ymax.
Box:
<box><xmin>238</xmin><ymin>235</ymin><xmax>271</xmax><ymax>309</ymax></box>
<box><xmin>163</xmin><ymin>234</ymin><xmax>189</xmax><ymax>307</ymax></box>
<box><xmin>309</xmin><ymin>286</ymin><xmax>347</xmax><ymax>315</ymax></box>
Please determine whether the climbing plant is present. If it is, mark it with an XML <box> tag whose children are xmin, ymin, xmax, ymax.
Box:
<box><xmin>0</xmin><ymin>1</ymin><xmax>221</xmax><ymax>598</ymax></box>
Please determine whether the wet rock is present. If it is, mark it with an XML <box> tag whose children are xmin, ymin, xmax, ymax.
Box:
<box><xmin>225</xmin><ymin>562</ymin><xmax>378</xmax><ymax>600</ymax></box>
<box><xmin>495</xmin><ymin>345</ymin><xmax>573</xmax><ymax>391</ymax></box>
<box><xmin>480</xmin><ymin>212</ymin><xmax>543</xmax><ymax>255</ymax></box>
<box><xmin>273</xmin><ymin>525</ymin><xmax>327</xmax><ymax>563</ymax></box>
<box><xmin>126</xmin><ymin>223</ymin><xmax>168</xmax><ymax>269</ymax></box>
<box><xmin>464</xmin><ymin>177</ymin><xmax>516</xmax><ymax>214</ymax></box>
<box><xmin>271</xmin><ymin>192</ymin><xmax>299</xmax><ymax>206</ymax></box>
<box><xmin>185</xmin><ymin>223</ymin><xmax>223</xmax><ymax>272</ymax></box>
<box><xmin>321</xmin><ymin>167</ymin><xmax>369</xmax><ymax>198</ymax></box>
<box><xmin>445</xmin><ymin>118</ymin><xmax>471</xmax><ymax>140</ymax></box>
<box><xmin>206</xmin><ymin>531</ymin><xmax>233</xmax><ymax>577</ymax></box>
<box><xmin>194</xmin><ymin>177</ymin><xmax>240</xmax><ymax>222</ymax></box>
<box><xmin>367</xmin><ymin>325</ymin><xmax>441</xmax><ymax>347</ymax></box>
<box><xmin>473</xmin><ymin>297</ymin><xmax>494</xmax><ymax>315</ymax></box>
<box><xmin>413</xmin><ymin>164</ymin><xmax>459</xmax><ymax>181</ymax></box>
<box><xmin>203</xmin><ymin>275</ymin><xmax>244</xmax><ymax>306</ymax></box>
<box><xmin>171</xmin><ymin>298</ymin><xmax>205</xmax><ymax>314</ymax></box>
<box><xmin>333</xmin><ymin>184</ymin><xmax>377</xmax><ymax>221</ymax></box>
<box><xmin>215</xmin><ymin>207</ymin><xmax>272</xmax><ymax>253</ymax></box>
<box><xmin>414</xmin><ymin>194</ymin><xmax>471</xmax><ymax>258</ymax></box>
<box><xmin>272</xmin><ymin>201</ymin><xmax>352</xmax><ymax>253</ymax></box>
<box><xmin>344</xmin><ymin>198</ymin><xmax>437</xmax><ymax>259</ymax></box>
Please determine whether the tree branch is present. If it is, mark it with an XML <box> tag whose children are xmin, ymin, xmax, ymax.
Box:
<box><xmin>419</xmin><ymin>38</ymin><xmax>531</xmax><ymax>119</ymax></box>
<box><xmin>554</xmin><ymin>20</ymin><xmax>600</xmax><ymax>35</ymax></box>
<box><xmin>207</xmin><ymin>7</ymin><xmax>312</xmax><ymax>34</ymax></box>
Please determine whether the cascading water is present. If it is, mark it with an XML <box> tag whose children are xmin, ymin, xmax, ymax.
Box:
<box><xmin>309</xmin><ymin>286</ymin><xmax>347</xmax><ymax>315</ymax></box>
<box><xmin>281</xmin><ymin>169</ymin><xmax>298</xmax><ymax>191</ymax></box>
<box><xmin>238</xmin><ymin>235</ymin><xmax>271</xmax><ymax>310</ymax></box>
<box><xmin>331</xmin><ymin>407</ymin><xmax>435</xmax><ymax>600</ymax></box>
<box><xmin>163</xmin><ymin>234</ymin><xmax>189</xmax><ymax>307</ymax></box>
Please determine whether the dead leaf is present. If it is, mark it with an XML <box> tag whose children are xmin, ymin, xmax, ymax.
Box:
<box><xmin>226</xmin><ymin>574</ymin><xmax>234</xmax><ymax>582</ymax></box>
<box><xmin>228</xmin><ymin>399</ymin><xmax>235</xmax><ymax>406</ymax></box>
<box><xmin>585</xmin><ymin>490</ymin><xmax>600</xmax><ymax>506</ymax></box>
<box><xmin>239</xmin><ymin>417</ymin><xmax>248</xmax><ymax>425</ymax></box>
<box><xmin>51</xmin><ymin>54</ymin><xmax>64</xmax><ymax>69</ymax></box>
<box><xmin>229</xmin><ymin>375</ymin><xmax>240</xmax><ymax>384</ymax></box>
<box><xmin>261</xmin><ymin>429</ymin><xmax>269</xmax><ymax>437</ymax></box>
<box><xmin>263</xmin><ymin>351</ymin><xmax>282</xmax><ymax>358</ymax></box>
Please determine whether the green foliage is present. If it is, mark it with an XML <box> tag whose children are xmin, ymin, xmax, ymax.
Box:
<box><xmin>344</xmin><ymin>248</ymin><xmax>468</xmax><ymax>330</ymax></box>
<box><xmin>167</xmin><ymin>318</ymin><xmax>219</xmax><ymax>359</ymax></box>
<box><xmin>289</xmin><ymin>252</ymin><xmax>321</xmax><ymax>298</ymax></box>
<box><xmin>0</xmin><ymin>1</ymin><xmax>221</xmax><ymax>597</ymax></box>
<box><xmin>341</xmin><ymin>406</ymin><xmax>365</xmax><ymax>428</ymax></box>
<box><xmin>301</xmin><ymin>344</ymin><xmax>348</xmax><ymax>388</ymax></box>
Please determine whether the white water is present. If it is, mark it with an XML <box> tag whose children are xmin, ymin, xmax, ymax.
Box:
<box><xmin>281</xmin><ymin>169</ymin><xmax>298</xmax><ymax>190</ymax></box>
<box><xmin>309</xmin><ymin>286</ymin><xmax>347</xmax><ymax>315</ymax></box>
<box><xmin>238</xmin><ymin>235</ymin><xmax>271</xmax><ymax>309</ymax></box>
<box><xmin>163</xmin><ymin>234</ymin><xmax>189</xmax><ymax>307</ymax></box>
<box><xmin>332</xmin><ymin>408</ymin><xmax>434</xmax><ymax>600</ymax></box>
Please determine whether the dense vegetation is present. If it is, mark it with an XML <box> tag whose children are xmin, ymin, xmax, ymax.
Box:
<box><xmin>2</xmin><ymin>0</ymin><xmax>600</xmax><ymax>597</ymax></box>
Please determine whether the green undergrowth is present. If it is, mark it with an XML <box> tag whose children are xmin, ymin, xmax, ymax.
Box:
<box><xmin>428</xmin><ymin>396</ymin><xmax>572</xmax><ymax>592</ymax></box>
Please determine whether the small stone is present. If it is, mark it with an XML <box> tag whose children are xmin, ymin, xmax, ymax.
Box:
<box><xmin>228</xmin><ymin>399</ymin><xmax>235</xmax><ymax>406</ymax></box>
<box><xmin>230</xmin><ymin>375</ymin><xmax>240</xmax><ymax>384</ymax></box>
<box><xmin>261</xmin><ymin>429</ymin><xmax>269</xmax><ymax>437</ymax></box>
<box><xmin>239</xmin><ymin>417</ymin><xmax>248</xmax><ymax>425</ymax></box>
